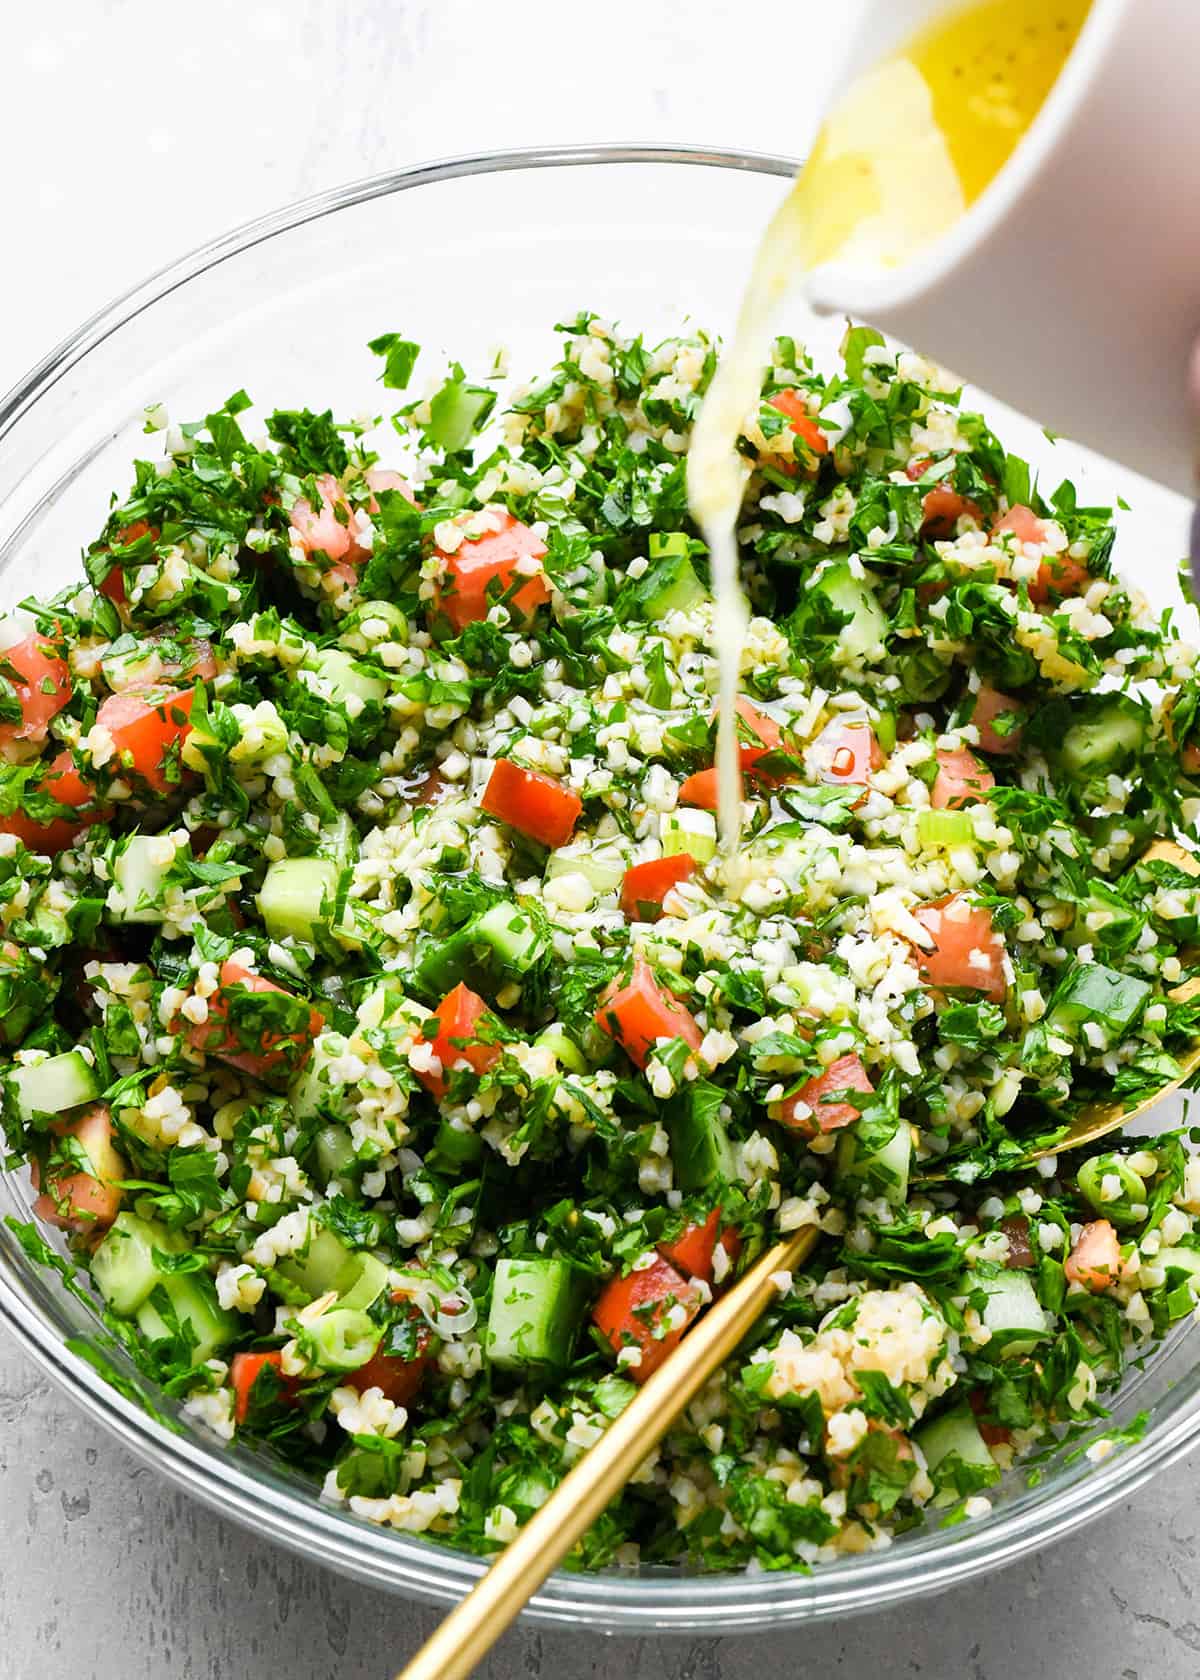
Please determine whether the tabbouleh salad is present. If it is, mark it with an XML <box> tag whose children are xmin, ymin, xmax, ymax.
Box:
<box><xmin>6</xmin><ymin>314</ymin><xmax>1200</xmax><ymax>1570</ymax></box>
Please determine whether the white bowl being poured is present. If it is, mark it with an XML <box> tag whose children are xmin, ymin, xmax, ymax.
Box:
<box><xmin>804</xmin><ymin>0</ymin><xmax>1200</xmax><ymax>496</ymax></box>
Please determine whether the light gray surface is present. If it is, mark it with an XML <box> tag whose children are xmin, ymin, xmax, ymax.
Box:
<box><xmin>0</xmin><ymin>1335</ymin><xmax>1196</xmax><ymax>1680</ymax></box>
<box><xmin>2</xmin><ymin>3</ymin><xmax>1197</xmax><ymax>1676</ymax></box>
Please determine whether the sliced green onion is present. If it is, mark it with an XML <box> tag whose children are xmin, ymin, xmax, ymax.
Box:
<box><xmin>917</xmin><ymin>809</ymin><xmax>974</xmax><ymax>849</ymax></box>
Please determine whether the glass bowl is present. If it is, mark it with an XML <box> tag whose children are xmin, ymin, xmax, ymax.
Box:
<box><xmin>0</xmin><ymin>144</ymin><xmax>1196</xmax><ymax>1634</ymax></box>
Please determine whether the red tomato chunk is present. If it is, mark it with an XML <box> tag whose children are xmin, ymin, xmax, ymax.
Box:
<box><xmin>0</xmin><ymin>632</ymin><xmax>71</xmax><ymax>746</ymax></box>
<box><xmin>595</xmin><ymin>958</ymin><xmax>702</xmax><ymax>1069</ymax></box>
<box><xmin>930</xmin><ymin>746</ymin><xmax>995</xmax><ymax>810</ymax></box>
<box><xmin>768</xmin><ymin>388</ymin><xmax>830</xmax><ymax>460</ymax></box>
<box><xmin>187</xmin><ymin>959</ymin><xmax>322</xmax><ymax>1081</ymax></box>
<box><xmin>592</xmin><ymin>1255</ymin><xmax>702</xmax><ymax>1382</ymax></box>
<box><xmin>481</xmin><ymin>758</ymin><xmax>581</xmax><ymax>849</ymax></box>
<box><xmin>413</xmin><ymin>983</ymin><xmax>500</xmax><ymax>1099</ymax></box>
<box><xmin>435</xmin><ymin>509</ymin><xmax>551</xmax><ymax>631</ymax></box>
<box><xmin>620</xmin><ymin>855</ymin><xmax>696</xmax><ymax>922</ymax></box>
<box><xmin>778</xmin><ymin>1054</ymin><xmax>874</xmax><ymax>1136</ymax></box>
<box><xmin>32</xmin><ymin>1104</ymin><xmax>126</xmax><ymax>1235</ymax></box>
<box><xmin>913</xmin><ymin>894</ymin><xmax>1007</xmax><ymax>1002</ymax></box>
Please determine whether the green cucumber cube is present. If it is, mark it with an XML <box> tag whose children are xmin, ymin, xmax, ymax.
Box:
<box><xmin>485</xmin><ymin>1257</ymin><xmax>582</xmax><ymax>1372</ymax></box>
<box><xmin>11</xmin><ymin>1050</ymin><xmax>100</xmax><ymax>1122</ymax></box>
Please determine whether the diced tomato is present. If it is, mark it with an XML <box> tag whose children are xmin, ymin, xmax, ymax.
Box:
<box><xmin>971</xmin><ymin>684</ymin><xmax>1025</xmax><ymax>757</ymax></box>
<box><xmin>363</xmin><ymin>467</ymin><xmax>417</xmax><ymax>509</ymax></box>
<box><xmin>149</xmin><ymin>633</ymin><xmax>218</xmax><ymax>684</ymax></box>
<box><xmin>993</xmin><ymin>503</ymin><xmax>1047</xmax><ymax>545</ymax></box>
<box><xmin>812</xmin><ymin>718</ymin><xmax>883</xmax><ymax>805</ymax></box>
<box><xmin>678</xmin><ymin>766</ymin><xmax>724</xmax><ymax>810</ymax></box>
<box><xmin>32</xmin><ymin>1104</ymin><xmax>125</xmax><ymax>1235</ymax></box>
<box><xmin>595</xmin><ymin>958</ymin><xmax>702</xmax><ymax>1070</ymax></box>
<box><xmin>620</xmin><ymin>855</ymin><xmax>696</xmax><ymax>922</ymax></box>
<box><xmin>0</xmin><ymin>632</ymin><xmax>71</xmax><ymax>747</ymax></box>
<box><xmin>1065</xmin><ymin>1219</ymin><xmax>1123</xmax><ymax>1293</ymax></box>
<box><xmin>289</xmin><ymin>474</ymin><xmax>357</xmax><ymax>563</ymax></box>
<box><xmin>592</xmin><ymin>1255</ymin><xmax>702</xmax><ymax>1383</ymax></box>
<box><xmin>930</xmin><ymin>746</ymin><xmax>995</xmax><ymax>810</ymax></box>
<box><xmin>481</xmin><ymin>758</ymin><xmax>581</xmax><ymax>849</ymax></box>
<box><xmin>769</xmin><ymin>388</ymin><xmax>830</xmax><ymax>460</ymax></box>
<box><xmin>0</xmin><ymin>747</ymin><xmax>111</xmax><ymax>855</ymax></box>
<box><xmin>967</xmin><ymin>1388</ymin><xmax>1012</xmax><ymax>1448</ymax></box>
<box><xmin>96</xmin><ymin>685</ymin><xmax>196</xmax><ymax>794</ymax></box>
<box><xmin>187</xmin><ymin>959</ymin><xmax>322</xmax><ymax>1081</ymax></box>
<box><xmin>434</xmin><ymin>509</ymin><xmax>551</xmax><ymax>632</ymax></box>
<box><xmin>1028</xmin><ymin>551</ymin><xmax>1090</xmax><ymax>606</ymax></box>
<box><xmin>231</xmin><ymin>1350</ymin><xmax>300</xmax><ymax>1425</ymax></box>
<box><xmin>413</xmin><ymin>983</ymin><xmax>500</xmax><ymax>1100</ymax></box>
<box><xmin>906</xmin><ymin>457</ymin><xmax>982</xmax><ymax>539</ymax></box>
<box><xmin>733</xmin><ymin>696</ymin><xmax>784</xmax><ymax>773</ymax></box>
<box><xmin>778</xmin><ymin>1053</ymin><xmax>874</xmax><ymax>1136</ymax></box>
<box><xmin>1183</xmin><ymin>741</ymin><xmax>1200</xmax><ymax>776</ymax></box>
<box><xmin>99</xmin><ymin>520</ymin><xmax>159</xmax><ymax>606</ymax></box>
<box><xmin>912</xmin><ymin>894</ymin><xmax>1007</xmax><ymax>1002</ymax></box>
<box><xmin>349</xmin><ymin>1309</ymin><xmax>433</xmax><ymax>1407</ymax></box>
<box><xmin>658</xmin><ymin>1207</ymin><xmax>725</xmax><ymax>1284</ymax></box>
<box><xmin>993</xmin><ymin>505</ymin><xmax>1089</xmax><ymax>605</ymax></box>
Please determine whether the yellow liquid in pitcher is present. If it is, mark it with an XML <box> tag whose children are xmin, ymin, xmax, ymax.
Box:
<box><xmin>690</xmin><ymin>0</ymin><xmax>1090</xmax><ymax>855</ymax></box>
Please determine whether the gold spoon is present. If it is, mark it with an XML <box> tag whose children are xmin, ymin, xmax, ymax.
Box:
<box><xmin>395</xmin><ymin>1225</ymin><xmax>818</xmax><ymax>1680</ymax></box>
<box><xmin>397</xmin><ymin>839</ymin><xmax>1200</xmax><ymax>1679</ymax></box>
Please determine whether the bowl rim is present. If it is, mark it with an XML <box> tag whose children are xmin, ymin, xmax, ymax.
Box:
<box><xmin>1</xmin><ymin>140</ymin><xmax>1198</xmax><ymax>1633</ymax></box>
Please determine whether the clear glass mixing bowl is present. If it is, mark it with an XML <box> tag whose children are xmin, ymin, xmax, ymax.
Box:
<box><xmin>0</xmin><ymin>144</ymin><xmax>1196</xmax><ymax>1633</ymax></box>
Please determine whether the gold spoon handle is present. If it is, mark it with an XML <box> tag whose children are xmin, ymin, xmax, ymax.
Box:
<box><xmin>395</xmin><ymin>1225</ymin><xmax>819</xmax><ymax>1680</ymax></box>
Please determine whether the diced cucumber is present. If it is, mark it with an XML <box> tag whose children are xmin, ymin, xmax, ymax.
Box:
<box><xmin>971</xmin><ymin>1269</ymin><xmax>1051</xmax><ymax>1357</ymax></box>
<box><xmin>429</xmin><ymin>1117</ymin><xmax>485</xmax><ymax>1173</ymax></box>
<box><xmin>305</xmin><ymin>647</ymin><xmax>388</xmax><ymax>708</ymax></box>
<box><xmin>810</xmin><ymin>559</ymin><xmax>887</xmax><ymax>662</ymax></box>
<box><xmin>314</xmin><ymin>1123</ymin><xmax>357</xmax><ymax>1184</ymax></box>
<box><xmin>837</xmin><ymin>1116</ymin><xmax>911</xmax><ymax>1208</ymax></box>
<box><xmin>666</xmin><ymin>1079</ymin><xmax>736</xmax><ymax>1192</ymax></box>
<box><xmin>1064</xmin><ymin>883</ymin><xmax>1142</xmax><ymax>958</ymax></box>
<box><xmin>917</xmin><ymin>809</ymin><xmax>974</xmax><ymax>850</ymax></box>
<box><xmin>485</xmin><ymin>1257</ymin><xmax>583</xmax><ymax>1372</ymax></box>
<box><xmin>1046</xmin><ymin>961</ymin><xmax>1151</xmax><ymax>1039</ymax></box>
<box><xmin>346</xmin><ymin>599</ymin><xmax>409</xmax><ymax>640</ymax></box>
<box><xmin>316</xmin><ymin>811</ymin><xmax>359</xmax><ymax>867</ymax></box>
<box><xmin>545</xmin><ymin>847</ymin><xmax>626</xmax><ymax>897</ymax></box>
<box><xmin>916</xmin><ymin>1406</ymin><xmax>1000</xmax><ymax>1503</ymax></box>
<box><xmin>412</xmin><ymin>900</ymin><xmax>546</xmax><ymax>1001</ymax></box>
<box><xmin>257</xmin><ymin>856</ymin><xmax>340</xmax><ymax>944</ymax></box>
<box><xmin>429</xmin><ymin>379</ymin><xmax>494</xmax><ymax>453</ymax></box>
<box><xmin>473</xmin><ymin>902</ymin><xmax>545</xmax><ymax>971</ymax></box>
<box><xmin>277</xmin><ymin>1224</ymin><xmax>362</xmax><ymax>1301</ymax></box>
<box><xmin>1058</xmin><ymin>697</ymin><xmax>1146</xmax><ymax>777</ymax></box>
<box><xmin>661</xmin><ymin>809</ymin><xmax>717</xmax><ymax>863</ymax></box>
<box><xmin>628</xmin><ymin>541</ymin><xmax>707</xmax><ymax>620</ymax></box>
<box><xmin>1158</xmin><ymin>1248</ymin><xmax>1200</xmax><ymax>1320</ymax></box>
<box><xmin>106</xmin><ymin>833</ymin><xmax>180</xmax><ymax>924</ymax></box>
<box><xmin>90</xmin><ymin>1213</ymin><xmax>186</xmax><ymax>1318</ymax></box>
<box><xmin>533</xmin><ymin>1025</ymin><xmax>587</xmax><ymax>1075</ymax></box>
<box><xmin>337</xmin><ymin>1253</ymin><xmax>390</xmax><ymax>1314</ymax></box>
<box><xmin>136</xmin><ymin>1272</ymin><xmax>238</xmax><ymax>1366</ymax></box>
<box><xmin>11</xmin><ymin>1050</ymin><xmax>99</xmax><ymax>1122</ymax></box>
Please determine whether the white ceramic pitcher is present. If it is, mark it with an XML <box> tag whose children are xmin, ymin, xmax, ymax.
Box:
<box><xmin>804</xmin><ymin>0</ymin><xmax>1200</xmax><ymax>495</ymax></box>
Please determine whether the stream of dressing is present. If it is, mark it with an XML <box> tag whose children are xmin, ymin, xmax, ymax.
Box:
<box><xmin>687</xmin><ymin>0</ymin><xmax>1090</xmax><ymax>858</ymax></box>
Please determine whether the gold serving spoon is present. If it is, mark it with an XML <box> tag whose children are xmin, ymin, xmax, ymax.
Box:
<box><xmin>397</xmin><ymin>839</ymin><xmax>1200</xmax><ymax>1680</ymax></box>
<box><xmin>395</xmin><ymin>1224</ymin><xmax>818</xmax><ymax>1680</ymax></box>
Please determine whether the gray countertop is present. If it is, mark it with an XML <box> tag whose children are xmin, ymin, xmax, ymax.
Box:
<box><xmin>1</xmin><ymin>1336</ymin><xmax>1195</xmax><ymax>1679</ymax></box>
<box><xmin>3</xmin><ymin>2</ymin><xmax>1197</xmax><ymax>1674</ymax></box>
